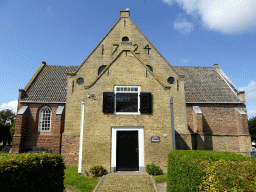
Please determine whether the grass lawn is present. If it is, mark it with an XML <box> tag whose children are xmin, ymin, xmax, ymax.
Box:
<box><xmin>153</xmin><ymin>173</ymin><xmax>167</xmax><ymax>183</ymax></box>
<box><xmin>0</xmin><ymin>152</ymin><xmax>9</xmax><ymax>155</ymax></box>
<box><xmin>64</xmin><ymin>165</ymin><xmax>100</xmax><ymax>192</ymax></box>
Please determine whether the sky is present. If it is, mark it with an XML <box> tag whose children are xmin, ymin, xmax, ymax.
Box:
<box><xmin>0</xmin><ymin>0</ymin><xmax>255</xmax><ymax>119</ymax></box>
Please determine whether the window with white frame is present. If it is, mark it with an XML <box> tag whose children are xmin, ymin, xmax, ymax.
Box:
<box><xmin>115</xmin><ymin>86</ymin><xmax>140</xmax><ymax>114</ymax></box>
<box><xmin>38</xmin><ymin>106</ymin><xmax>51</xmax><ymax>132</ymax></box>
<box><xmin>103</xmin><ymin>87</ymin><xmax>152</xmax><ymax>114</ymax></box>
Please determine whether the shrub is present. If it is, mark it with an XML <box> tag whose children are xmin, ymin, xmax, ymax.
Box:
<box><xmin>0</xmin><ymin>153</ymin><xmax>65</xmax><ymax>192</ymax></box>
<box><xmin>167</xmin><ymin>150</ymin><xmax>256</xmax><ymax>192</ymax></box>
<box><xmin>89</xmin><ymin>165</ymin><xmax>107</xmax><ymax>177</ymax></box>
<box><xmin>146</xmin><ymin>162</ymin><xmax>163</xmax><ymax>175</ymax></box>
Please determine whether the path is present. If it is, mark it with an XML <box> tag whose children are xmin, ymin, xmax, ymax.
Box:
<box><xmin>94</xmin><ymin>172</ymin><xmax>157</xmax><ymax>192</ymax></box>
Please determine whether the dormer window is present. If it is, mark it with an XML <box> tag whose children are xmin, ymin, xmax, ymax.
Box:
<box><xmin>122</xmin><ymin>36</ymin><xmax>129</xmax><ymax>42</ymax></box>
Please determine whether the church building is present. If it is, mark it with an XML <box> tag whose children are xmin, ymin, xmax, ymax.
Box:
<box><xmin>12</xmin><ymin>10</ymin><xmax>251</xmax><ymax>173</ymax></box>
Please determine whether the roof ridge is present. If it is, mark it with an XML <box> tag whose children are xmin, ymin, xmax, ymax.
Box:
<box><xmin>45</xmin><ymin>65</ymin><xmax>79</xmax><ymax>67</ymax></box>
<box><xmin>173</xmin><ymin>66</ymin><xmax>213</xmax><ymax>68</ymax></box>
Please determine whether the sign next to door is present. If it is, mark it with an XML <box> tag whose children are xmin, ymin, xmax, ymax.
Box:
<box><xmin>151</xmin><ymin>136</ymin><xmax>160</xmax><ymax>143</ymax></box>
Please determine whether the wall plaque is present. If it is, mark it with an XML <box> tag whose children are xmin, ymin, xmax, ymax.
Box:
<box><xmin>151</xmin><ymin>136</ymin><xmax>160</xmax><ymax>143</ymax></box>
<box><xmin>250</xmin><ymin>147</ymin><xmax>256</xmax><ymax>158</ymax></box>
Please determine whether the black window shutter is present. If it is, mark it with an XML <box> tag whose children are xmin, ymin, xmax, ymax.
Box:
<box><xmin>140</xmin><ymin>92</ymin><xmax>152</xmax><ymax>114</ymax></box>
<box><xmin>103</xmin><ymin>92</ymin><xmax>115</xmax><ymax>113</ymax></box>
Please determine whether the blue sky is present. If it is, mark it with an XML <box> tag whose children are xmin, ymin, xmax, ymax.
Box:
<box><xmin>0</xmin><ymin>0</ymin><xmax>255</xmax><ymax>119</ymax></box>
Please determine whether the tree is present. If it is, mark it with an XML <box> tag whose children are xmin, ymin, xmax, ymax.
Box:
<box><xmin>248</xmin><ymin>116</ymin><xmax>256</xmax><ymax>142</ymax></box>
<box><xmin>0</xmin><ymin>109</ymin><xmax>16</xmax><ymax>124</ymax></box>
<box><xmin>0</xmin><ymin>109</ymin><xmax>16</xmax><ymax>146</ymax></box>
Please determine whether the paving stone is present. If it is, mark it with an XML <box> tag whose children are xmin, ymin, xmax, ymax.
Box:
<box><xmin>96</xmin><ymin>173</ymin><xmax>155</xmax><ymax>192</ymax></box>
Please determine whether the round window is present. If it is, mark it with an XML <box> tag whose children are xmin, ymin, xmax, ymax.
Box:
<box><xmin>77</xmin><ymin>78</ymin><xmax>84</xmax><ymax>85</ymax></box>
<box><xmin>167</xmin><ymin>77</ymin><xmax>175</xmax><ymax>84</ymax></box>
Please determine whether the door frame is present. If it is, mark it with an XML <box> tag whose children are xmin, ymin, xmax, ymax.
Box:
<box><xmin>111</xmin><ymin>126</ymin><xmax>144</xmax><ymax>172</ymax></box>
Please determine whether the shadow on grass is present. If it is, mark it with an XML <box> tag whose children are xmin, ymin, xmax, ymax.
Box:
<box><xmin>153</xmin><ymin>173</ymin><xmax>167</xmax><ymax>183</ymax></box>
<box><xmin>64</xmin><ymin>165</ymin><xmax>100</xmax><ymax>192</ymax></box>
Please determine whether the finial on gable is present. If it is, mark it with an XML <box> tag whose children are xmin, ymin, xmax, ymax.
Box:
<box><xmin>213</xmin><ymin>61</ymin><xmax>218</xmax><ymax>67</ymax></box>
<box><xmin>120</xmin><ymin>9</ymin><xmax>130</xmax><ymax>17</ymax></box>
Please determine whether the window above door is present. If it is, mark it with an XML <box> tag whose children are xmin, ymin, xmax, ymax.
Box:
<box><xmin>103</xmin><ymin>86</ymin><xmax>152</xmax><ymax>114</ymax></box>
<box><xmin>115</xmin><ymin>86</ymin><xmax>140</xmax><ymax>114</ymax></box>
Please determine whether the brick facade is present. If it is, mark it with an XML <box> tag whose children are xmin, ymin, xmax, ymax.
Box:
<box><xmin>12</xmin><ymin>103</ymin><xmax>65</xmax><ymax>155</ymax></box>
<box><xmin>186</xmin><ymin>103</ymin><xmax>251</xmax><ymax>154</ymax></box>
<box><xmin>11</xmin><ymin>10</ymin><xmax>251</xmax><ymax>174</ymax></box>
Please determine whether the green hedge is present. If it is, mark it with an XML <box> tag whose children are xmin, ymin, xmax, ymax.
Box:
<box><xmin>167</xmin><ymin>150</ymin><xmax>256</xmax><ymax>192</ymax></box>
<box><xmin>0</xmin><ymin>153</ymin><xmax>65</xmax><ymax>192</ymax></box>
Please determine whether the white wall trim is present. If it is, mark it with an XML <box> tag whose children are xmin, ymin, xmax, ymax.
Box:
<box><xmin>111</xmin><ymin>126</ymin><xmax>144</xmax><ymax>171</ymax></box>
<box><xmin>78</xmin><ymin>100</ymin><xmax>85</xmax><ymax>173</ymax></box>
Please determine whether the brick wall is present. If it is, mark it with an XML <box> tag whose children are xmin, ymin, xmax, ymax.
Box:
<box><xmin>12</xmin><ymin>103</ymin><xmax>65</xmax><ymax>155</ymax></box>
<box><xmin>64</xmin><ymin>14</ymin><xmax>191</xmax><ymax>173</ymax></box>
<box><xmin>186</xmin><ymin>103</ymin><xmax>251</xmax><ymax>154</ymax></box>
<box><xmin>61</xmin><ymin>135</ymin><xmax>80</xmax><ymax>165</ymax></box>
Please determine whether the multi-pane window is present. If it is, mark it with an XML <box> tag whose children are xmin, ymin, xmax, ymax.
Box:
<box><xmin>103</xmin><ymin>87</ymin><xmax>152</xmax><ymax>114</ymax></box>
<box><xmin>115</xmin><ymin>86</ymin><xmax>140</xmax><ymax>114</ymax></box>
<box><xmin>38</xmin><ymin>106</ymin><xmax>51</xmax><ymax>132</ymax></box>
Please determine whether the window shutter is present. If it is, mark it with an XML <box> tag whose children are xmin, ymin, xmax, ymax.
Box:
<box><xmin>103</xmin><ymin>92</ymin><xmax>115</xmax><ymax>113</ymax></box>
<box><xmin>140</xmin><ymin>92</ymin><xmax>152</xmax><ymax>114</ymax></box>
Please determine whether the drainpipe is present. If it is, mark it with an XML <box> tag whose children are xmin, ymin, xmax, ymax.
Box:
<box><xmin>78</xmin><ymin>100</ymin><xmax>85</xmax><ymax>174</ymax></box>
<box><xmin>171</xmin><ymin>97</ymin><xmax>176</xmax><ymax>150</ymax></box>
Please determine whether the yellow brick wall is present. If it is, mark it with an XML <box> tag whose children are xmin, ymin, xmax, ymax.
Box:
<box><xmin>64</xmin><ymin>12</ymin><xmax>191</xmax><ymax>173</ymax></box>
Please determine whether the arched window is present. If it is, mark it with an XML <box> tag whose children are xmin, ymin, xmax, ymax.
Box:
<box><xmin>38</xmin><ymin>106</ymin><xmax>51</xmax><ymax>132</ymax></box>
<box><xmin>122</xmin><ymin>36</ymin><xmax>129</xmax><ymax>41</ymax></box>
<box><xmin>98</xmin><ymin>65</ymin><xmax>106</xmax><ymax>75</ymax></box>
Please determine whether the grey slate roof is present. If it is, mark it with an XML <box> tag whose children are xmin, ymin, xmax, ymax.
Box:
<box><xmin>22</xmin><ymin>65</ymin><xmax>79</xmax><ymax>103</ymax></box>
<box><xmin>21</xmin><ymin>65</ymin><xmax>242</xmax><ymax>103</ymax></box>
<box><xmin>173</xmin><ymin>66</ymin><xmax>241</xmax><ymax>103</ymax></box>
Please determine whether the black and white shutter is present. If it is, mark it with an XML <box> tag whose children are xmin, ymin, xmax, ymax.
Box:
<box><xmin>103</xmin><ymin>92</ymin><xmax>115</xmax><ymax>113</ymax></box>
<box><xmin>140</xmin><ymin>92</ymin><xmax>152</xmax><ymax>114</ymax></box>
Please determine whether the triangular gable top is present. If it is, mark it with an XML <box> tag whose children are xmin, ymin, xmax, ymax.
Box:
<box><xmin>74</xmin><ymin>10</ymin><xmax>180</xmax><ymax>78</ymax></box>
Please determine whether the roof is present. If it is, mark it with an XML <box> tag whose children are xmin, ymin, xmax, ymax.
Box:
<box><xmin>21</xmin><ymin>65</ymin><xmax>78</xmax><ymax>103</ymax></box>
<box><xmin>21</xmin><ymin>65</ymin><xmax>242</xmax><ymax>103</ymax></box>
<box><xmin>173</xmin><ymin>66</ymin><xmax>241</xmax><ymax>103</ymax></box>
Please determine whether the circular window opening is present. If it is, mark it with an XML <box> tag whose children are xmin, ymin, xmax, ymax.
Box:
<box><xmin>167</xmin><ymin>77</ymin><xmax>175</xmax><ymax>84</ymax></box>
<box><xmin>77</xmin><ymin>78</ymin><xmax>84</xmax><ymax>85</ymax></box>
<box><xmin>122</xmin><ymin>36</ymin><xmax>129</xmax><ymax>41</ymax></box>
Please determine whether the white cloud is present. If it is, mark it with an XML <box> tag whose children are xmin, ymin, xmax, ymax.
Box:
<box><xmin>180</xmin><ymin>58</ymin><xmax>188</xmax><ymax>63</ymax></box>
<box><xmin>238</xmin><ymin>80</ymin><xmax>256</xmax><ymax>92</ymax></box>
<box><xmin>164</xmin><ymin>0</ymin><xmax>256</xmax><ymax>34</ymax></box>
<box><xmin>162</xmin><ymin>0</ymin><xmax>175</xmax><ymax>6</ymax></box>
<box><xmin>248</xmin><ymin>109</ymin><xmax>256</xmax><ymax>119</ymax></box>
<box><xmin>0</xmin><ymin>100</ymin><xmax>18</xmax><ymax>114</ymax></box>
<box><xmin>174</xmin><ymin>16</ymin><xmax>194</xmax><ymax>33</ymax></box>
<box><xmin>238</xmin><ymin>80</ymin><xmax>256</xmax><ymax>102</ymax></box>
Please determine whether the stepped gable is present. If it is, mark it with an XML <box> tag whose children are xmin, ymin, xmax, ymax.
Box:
<box><xmin>21</xmin><ymin>65</ymin><xmax>79</xmax><ymax>103</ymax></box>
<box><xmin>173</xmin><ymin>66</ymin><xmax>242</xmax><ymax>103</ymax></box>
